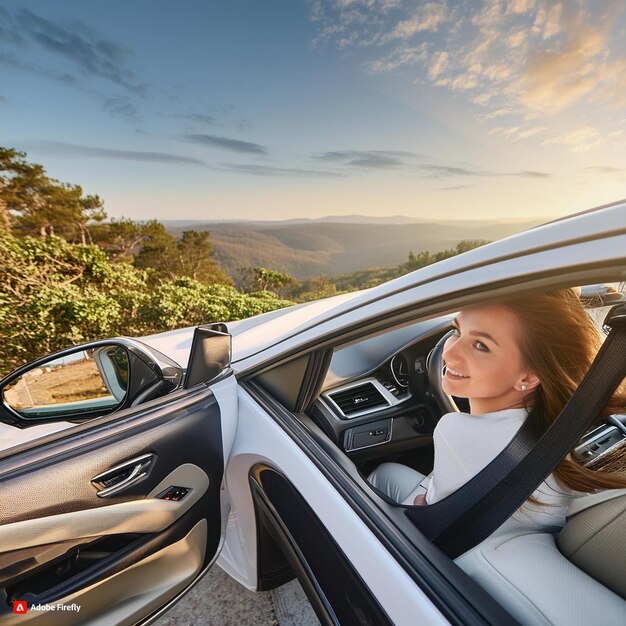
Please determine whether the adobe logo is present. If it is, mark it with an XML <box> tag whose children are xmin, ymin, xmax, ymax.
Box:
<box><xmin>13</xmin><ymin>600</ymin><xmax>28</xmax><ymax>614</ymax></box>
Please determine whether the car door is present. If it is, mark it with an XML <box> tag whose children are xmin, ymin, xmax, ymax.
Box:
<box><xmin>0</xmin><ymin>348</ymin><xmax>237</xmax><ymax>625</ymax></box>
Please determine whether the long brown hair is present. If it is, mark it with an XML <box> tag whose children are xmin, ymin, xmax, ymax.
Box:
<box><xmin>504</xmin><ymin>289</ymin><xmax>626</xmax><ymax>492</ymax></box>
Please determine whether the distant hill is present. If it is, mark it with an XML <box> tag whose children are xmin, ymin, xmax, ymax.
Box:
<box><xmin>163</xmin><ymin>217</ymin><xmax>542</xmax><ymax>280</ymax></box>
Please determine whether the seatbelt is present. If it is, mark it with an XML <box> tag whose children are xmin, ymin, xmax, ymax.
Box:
<box><xmin>405</xmin><ymin>304</ymin><xmax>626</xmax><ymax>559</ymax></box>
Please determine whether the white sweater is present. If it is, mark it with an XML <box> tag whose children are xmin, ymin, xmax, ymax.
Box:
<box><xmin>425</xmin><ymin>408</ymin><xmax>574</xmax><ymax>532</ymax></box>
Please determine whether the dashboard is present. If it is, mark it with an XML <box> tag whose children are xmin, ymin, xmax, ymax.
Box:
<box><xmin>311</xmin><ymin>316</ymin><xmax>455</xmax><ymax>457</ymax></box>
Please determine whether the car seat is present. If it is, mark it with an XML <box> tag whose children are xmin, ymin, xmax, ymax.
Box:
<box><xmin>454</xmin><ymin>490</ymin><xmax>626</xmax><ymax>625</ymax></box>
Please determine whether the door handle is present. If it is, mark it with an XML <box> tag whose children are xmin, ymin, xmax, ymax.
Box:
<box><xmin>91</xmin><ymin>454</ymin><xmax>154</xmax><ymax>498</ymax></box>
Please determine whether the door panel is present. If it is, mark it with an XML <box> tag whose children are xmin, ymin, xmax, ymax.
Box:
<box><xmin>1</xmin><ymin>520</ymin><xmax>207</xmax><ymax>626</ymax></box>
<box><xmin>0</xmin><ymin>377</ymin><xmax>236</xmax><ymax>624</ymax></box>
<box><xmin>1</xmin><ymin>464</ymin><xmax>210</xmax><ymax>551</ymax></box>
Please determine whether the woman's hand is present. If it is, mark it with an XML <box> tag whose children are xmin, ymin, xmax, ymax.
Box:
<box><xmin>413</xmin><ymin>493</ymin><xmax>427</xmax><ymax>506</ymax></box>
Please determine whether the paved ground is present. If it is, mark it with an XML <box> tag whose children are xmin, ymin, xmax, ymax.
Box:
<box><xmin>154</xmin><ymin>565</ymin><xmax>319</xmax><ymax>626</ymax></box>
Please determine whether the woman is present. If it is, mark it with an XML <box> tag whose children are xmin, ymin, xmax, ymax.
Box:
<box><xmin>369</xmin><ymin>289</ymin><xmax>626</xmax><ymax>532</ymax></box>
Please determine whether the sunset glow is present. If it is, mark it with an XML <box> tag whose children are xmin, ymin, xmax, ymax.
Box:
<box><xmin>2</xmin><ymin>1</ymin><xmax>625</xmax><ymax>221</ymax></box>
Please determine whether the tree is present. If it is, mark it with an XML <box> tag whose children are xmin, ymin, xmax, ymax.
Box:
<box><xmin>251</xmin><ymin>266</ymin><xmax>294</xmax><ymax>293</ymax></box>
<box><xmin>0</xmin><ymin>146</ymin><xmax>105</xmax><ymax>241</ymax></box>
<box><xmin>0</xmin><ymin>147</ymin><xmax>45</xmax><ymax>234</ymax></box>
<box><xmin>134</xmin><ymin>220</ymin><xmax>179</xmax><ymax>279</ymax></box>
<box><xmin>141</xmin><ymin>278</ymin><xmax>293</xmax><ymax>331</ymax></box>
<box><xmin>90</xmin><ymin>218</ymin><xmax>145</xmax><ymax>263</ymax></box>
<box><xmin>286</xmin><ymin>277</ymin><xmax>338</xmax><ymax>302</ymax></box>
<box><xmin>0</xmin><ymin>232</ymin><xmax>139</xmax><ymax>373</ymax></box>
<box><xmin>135</xmin><ymin>223</ymin><xmax>232</xmax><ymax>285</ymax></box>
<box><xmin>403</xmin><ymin>240</ymin><xmax>489</xmax><ymax>272</ymax></box>
<box><xmin>177</xmin><ymin>230</ymin><xmax>232</xmax><ymax>285</ymax></box>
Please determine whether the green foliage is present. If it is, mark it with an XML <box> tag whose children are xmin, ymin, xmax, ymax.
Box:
<box><xmin>177</xmin><ymin>230</ymin><xmax>232</xmax><ymax>285</ymax></box>
<box><xmin>332</xmin><ymin>240</ymin><xmax>490</xmax><ymax>292</ymax></box>
<box><xmin>331</xmin><ymin>266</ymin><xmax>405</xmax><ymax>292</ymax></box>
<box><xmin>0</xmin><ymin>233</ymin><xmax>293</xmax><ymax>377</ymax></box>
<box><xmin>134</xmin><ymin>221</ymin><xmax>232</xmax><ymax>285</ymax></box>
<box><xmin>133</xmin><ymin>220</ymin><xmax>179</xmax><ymax>278</ymax></box>
<box><xmin>142</xmin><ymin>278</ymin><xmax>293</xmax><ymax>330</ymax></box>
<box><xmin>252</xmin><ymin>266</ymin><xmax>293</xmax><ymax>292</ymax></box>
<box><xmin>0</xmin><ymin>233</ymin><xmax>129</xmax><ymax>370</ymax></box>
<box><xmin>403</xmin><ymin>240</ymin><xmax>489</xmax><ymax>272</ymax></box>
<box><xmin>0</xmin><ymin>147</ymin><xmax>105</xmax><ymax>241</ymax></box>
<box><xmin>90</xmin><ymin>217</ymin><xmax>145</xmax><ymax>263</ymax></box>
<box><xmin>285</xmin><ymin>277</ymin><xmax>338</xmax><ymax>302</ymax></box>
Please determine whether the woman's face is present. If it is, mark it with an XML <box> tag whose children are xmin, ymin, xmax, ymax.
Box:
<box><xmin>441</xmin><ymin>304</ymin><xmax>539</xmax><ymax>415</ymax></box>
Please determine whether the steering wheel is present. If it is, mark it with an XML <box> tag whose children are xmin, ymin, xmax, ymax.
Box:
<box><xmin>426</xmin><ymin>330</ymin><xmax>459</xmax><ymax>415</ymax></box>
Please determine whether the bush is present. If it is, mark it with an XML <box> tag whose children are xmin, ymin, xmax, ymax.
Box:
<box><xmin>0</xmin><ymin>234</ymin><xmax>293</xmax><ymax>377</ymax></box>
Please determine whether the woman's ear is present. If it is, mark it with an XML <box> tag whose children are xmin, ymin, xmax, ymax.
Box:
<box><xmin>517</xmin><ymin>373</ymin><xmax>540</xmax><ymax>392</ymax></box>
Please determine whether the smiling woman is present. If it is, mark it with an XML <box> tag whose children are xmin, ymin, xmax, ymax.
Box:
<box><xmin>370</xmin><ymin>289</ymin><xmax>626</xmax><ymax>519</ymax></box>
<box><xmin>442</xmin><ymin>304</ymin><xmax>540</xmax><ymax>416</ymax></box>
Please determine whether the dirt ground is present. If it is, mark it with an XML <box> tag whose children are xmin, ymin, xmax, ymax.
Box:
<box><xmin>5</xmin><ymin>356</ymin><xmax>112</xmax><ymax>409</ymax></box>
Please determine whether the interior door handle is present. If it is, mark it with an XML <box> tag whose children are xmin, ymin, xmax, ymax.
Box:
<box><xmin>91</xmin><ymin>454</ymin><xmax>155</xmax><ymax>498</ymax></box>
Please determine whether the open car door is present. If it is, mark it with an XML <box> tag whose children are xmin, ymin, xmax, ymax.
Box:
<box><xmin>0</xmin><ymin>328</ymin><xmax>237</xmax><ymax>625</ymax></box>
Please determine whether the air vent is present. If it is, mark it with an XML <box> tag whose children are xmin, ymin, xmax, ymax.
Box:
<box><xmin>329</xmin><ymin>382</ymin><xmax>389</xmax><ymax>416</ymax></box>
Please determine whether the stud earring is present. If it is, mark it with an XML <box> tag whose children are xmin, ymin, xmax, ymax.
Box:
<box><xmin>521</xmin><ymin>384</ymin><xmax>527</xmax><ymax>391</ymax></box>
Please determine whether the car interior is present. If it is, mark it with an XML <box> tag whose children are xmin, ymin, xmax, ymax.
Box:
<box><xmin>262</xmin><ymin>284</ymin><xmax>626</xmax><ymax>624</ymax></box>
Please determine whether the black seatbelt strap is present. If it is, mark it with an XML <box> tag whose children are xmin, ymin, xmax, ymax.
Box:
<box><xmin>406</xmin><ymin>304</ymin><xmax>626</xmax><ymax>559</ymax></box>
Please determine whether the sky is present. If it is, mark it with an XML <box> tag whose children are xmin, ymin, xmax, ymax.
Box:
<box><xmin>2</xmin><ymin>0</ymin><xmax>626</xmax><ymax>222</ymax></box>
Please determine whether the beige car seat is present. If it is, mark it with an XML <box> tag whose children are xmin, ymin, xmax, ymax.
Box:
<box><xmin>455</xmin><ymin>490</ymin><xmax>626</xmax><ymax>625</ymax></box>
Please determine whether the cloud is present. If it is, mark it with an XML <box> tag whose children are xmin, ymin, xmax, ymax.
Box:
<box><xmin>382</xmin><ymin>2</ymin><xmax>449</xmax><ymax>42</ymax></box>
<box><xmin>317</xmin><ymin>149</ymin><xmax>421</xmax><ymax>168</ymax></box>
<box><xmin>369</xmin><ymin>44</ymin><xmax>428</xmax><ymax>73</ymax></box>
<box><xmin>19</xmin><ymin>141</ymin><xmax>205</xmax><ymax>166</ymax></box>
<box><xmin>542</xmin><ymin>126</ymin><xmax>603</xmax><ymax>152</ymax></box>
<box><xmin>442</xmin><ymin>185</ymin><xmax>472</xmax><ymax>190</ymax></box>
<box><xmin>427</xmin><ymin>50</ymin><xmax>449</xmax><ymax>79</ymax></box>
<box><xmin>417</xmin><ymin>163</ymin><xmax>550</xmax><ymax>178</ymax></box>
<box><xmin>219</xmin><ymin>163</ymin><xmax>343</xmax><ymax>177</ymax></box>
<box><xmin>310</xmin><ymin>0</ymin><xmax>626</xmax><ymax>151</ymax></box>
<box><xmin>418</xmin><ymin>164</ymin><xmax>479</xmax><ymax>177</ymax></box>
<box><xmin>520</xmin><ymin>27</ymin><xmax>604</xmax><ymax>113</ymax></box>
<box><xmin>172</xmin><ymin>113</ymin><xmax>216</xmax><ymax>125</ymax></box>
<box><xmin>489</xmin><ymin>124</ymin><xmax>547</xmax><ymax>140</ymax></box>
<box><xmin>103</xmin><ymin>96</ymin><xmax>139</xmax><ymax>120</ymax></box>
<box><xmin>183</xmin><ymin>133</ymin><xmax>267</xmax><ymax>154</ymax></box>
<box><xmin>519</xmin><ymin>170</ymin><xmax>550</xmax><ymax>178</ymax></box>
<box><xmin>583</xmin><ymin>165</ymin><xmax>626</xmax><ymax>175</ymax></box>
<box><xmin>542</xmin><ymin>3</ymin><xmax>564</xmax><ymax>38</ymax></box>
<box><xmin>0</xmin><ymin>50</ymin><xmax>79</xmax><ymax>86</ymax></box>
<box><xmin>315</xmin><ymin>149</ymin><xmax>549</xmax><ymax>178</ymax></box>
<box><xmin>318</xmin><ymin>151</ymin><xmax>400</xmax><ymax>168</ymax></box>
<box><xmin>507</xmin><ymin>30</ymin><xmax>526</xmax><ymax>47</ymax></box>
<box><xmin>507</xmin><ymin>0</ymin><xmax>535</xmax><ymax>15</ymax></box>
<box><xmin>0</xmin><ymin>95</ymin><xmax>6</xmax><ymax>104</ymax></box>
<box><xmin>515</xmin><ymin>126</ymin><xmax>547</xmax><ymax>139</ymax></box>
<box><xmin>13</xmin><ymin>8</ymin><xmax>145</xmax><ymax>95</ymax></box>
<box><xmin>0</xmin><ymin>9</ymin><xmax>24</xmax><ymax>46</ymax></box>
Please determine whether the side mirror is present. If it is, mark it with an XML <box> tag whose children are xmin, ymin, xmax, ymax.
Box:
<box><xmin>3</xmin><ymin>346</ymin><xmax>129</xmax><ymax>420</ymax></box>
<box><xmin>0</xmin><ymin>339</ymin><xmax>183</xmax><ymax>427</ymax></box>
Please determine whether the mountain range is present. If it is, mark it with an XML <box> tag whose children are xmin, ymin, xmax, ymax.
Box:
<box><xmin>163</xmin><ymin>216</ymin><xmax>543</xmax><ymax>280</ymax></box>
